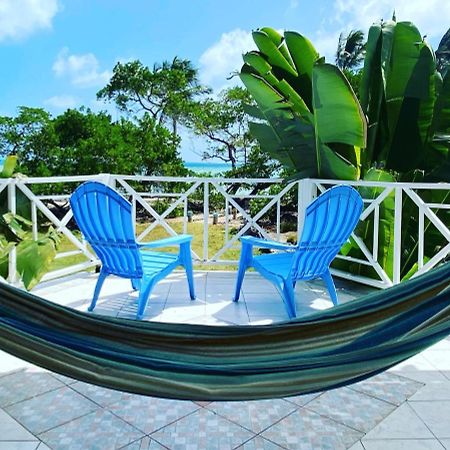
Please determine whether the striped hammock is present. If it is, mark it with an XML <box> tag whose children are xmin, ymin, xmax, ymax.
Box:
<box><xmin>1</xmin><ymin>263</ymin><xmax>450</xmax><ymax>401</ymax></box>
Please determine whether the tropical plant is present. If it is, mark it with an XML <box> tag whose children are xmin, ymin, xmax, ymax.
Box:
<box><xmin>240</xmin><ymin>21</ymin><xmax>450</xmax><ymax>283</ymax></box>
<box><xmin>336</xmin><ymin>29</ymin><xmax>366</xmax><ymax>71</ymax></box>
<box><xmin>239</xmin><ymin>27</ymin><xmax>367</xmax><ymax>181</ymax></box>
<box><xmin>437</xmin><ymin>27</ymin><xmax>450</xmax><ymax>76</ymax></box>
<box><xmin>360</xmin><ymin>20</ymin><xmax>450</xmax><ymax>180</ymax></box>
<box><xmin>0</xmin><ymin>156</ymin><xmax>60</xmax><ymax>289</ymax></box>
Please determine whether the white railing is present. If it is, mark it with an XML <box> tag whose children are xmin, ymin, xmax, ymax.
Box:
<box><xmin>4</xmin><ymin>174</ymin><xmax>450</xmax><ymax>289</ymax></box>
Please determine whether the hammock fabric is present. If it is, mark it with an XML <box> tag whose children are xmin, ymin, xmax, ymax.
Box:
<box><xmin>1</xmin><ymin>263</ymin><xmax>450</xmax><ymax>401</ymax></box>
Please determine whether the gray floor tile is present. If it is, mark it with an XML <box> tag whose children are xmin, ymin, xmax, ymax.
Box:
<box><xmin>207</xmin><ymin>398</ymin><xmax>296</xmax><ymax>433</ymax></box>
<box><xmin>409</xmin><ymin>401</ymin><xmax>450</xmax><ymax>438</ymax></box>
<box><xmin>306</xmin><ymin>387</ymin><xmax>396</xmax><ymax>433</ymax></box>
<box><xmin>109</xmin><ymin>394</ymin><xmax>199</xmax><ymax>434</ymax></box>
<box><xmin>423</xmin><ymin>351</ymin><xmax>450</xmax><ymax>371</ymax></box>
<box><xmin>50</xmin><ymin>373</ymin><xmax>79</xmax><ymax>385</ymax></box>
<box><xmin>349</xmin><ymin>372</ymin><xmax>423</xmax><ymax>405</ymax></box>
<box><xmin>0</xmin><ymin>409</ymin><xmax>36</xmax><ymax>440</ymax></box>
<box><xmin>236</xmin><ymin>436</ymin><xmax>285</xmax><ymax>449</ymax></box>
<box><xmin>151</xmin><ymin>408</ymin><xmax>254</xmax><ymax>450</ymax></box>
<box><xmin>409</xmin><ymin>381</ymin><xmax>450</xmax><ymax>401</ymax></box>
<box><xmin>390</xmin><ymin>369</ymin><xmax>449</xmax><ymax>384</ymax></box>
<box><xmin>0</xmin><ymin>351</ymin><xmax>34</xmax><ymax>377</ymax></box>
<box><xmin>36</xmin><ymin>444</ymin><xmax>51</xmax><ymax>450</ymax></box>
<box><xmin>5</xmin><ymin>387</ymin><xmax>99</xmax><ymax>434</ymax></box>
<box><xmin>261</xmin><ymin>408</ymin><xmax>362</xmax><ymax>449</ymax></box>
<box><xmin>0</xmin><ymin>443</ymin><xmax>40</xmax><ymax>450</ymax></box>
<box><xmin>347</xmin><ymin>442</ymin><xmax>365</xmax><ymax>450</ymax></box>
<box><xmin>364</xmin><ymin>403</ymin><xmax>434</xmax><ymax>440</ymax></box>
<box><xmin>70</xmin><ymin>381</ymin><xmax>128</xmax><ymax>407</ymax></box>
<box><xmin>0</xmin><ymin>370</ymin><xmax>64</xmax><ymax>407</ymax></box>
<box><xmin>284</xmin><ymin>392</ymin><xmax>323</xmax><ymax>406</ymax></box>
<box><xmin>39</xmin><ymin>409</ymin><xmax>143</xmax><ymax>450</ymax></box>
<box><xmin>361</xmin><ymin>439</ymin><xmax>445</xmax><ymax>450</ymax></box>
<box><xmin>120</xmin><ymin>436</ymin><xmax>168</xmax><ymax>449</ymax></box>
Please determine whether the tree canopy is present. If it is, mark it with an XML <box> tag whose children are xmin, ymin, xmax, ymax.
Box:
<box><xmin>97</xmin><ymin>57</ymin><xmax>210</xmax><ymax>136</ymax></box>
<box><xmin>0</xmin><ymin>107</ymin><xmax>186</xmax><ymax>178</ymax></box>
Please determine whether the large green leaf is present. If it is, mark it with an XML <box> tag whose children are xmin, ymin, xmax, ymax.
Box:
<box><xmin>252</xmin><ymin>30</ymin><xmax>297</xmax><ymax>77</ymax></box>
<box><xmin>260</xmin><ymin>27</ymin><xmax>295</xmax><ymax>68</ymax></box>
<box><xmin>312</xmin><ymin>63</ymin><xmax>366</xmax><ymax>178</ymax></box>
<box><xmin>16</xmin><ymin>234</ymin><xmax>57</xmax><ymax>290</ymax></box>
<box><xmin>0</xmin><ymin>155</ymin><xmax>18</xmax><ymax>178</ymax></box>
<box><xmin>249</xmin><ymin>118</ymin><xmax>318</xmax><ymax>178</ymax></box>
<box><xmin>242</xmin><ymin>52</ymin><xmax>280</xmax><ymax>85</ymax></box>
<box><xmin>359</xmin><ymin>22</ymin><xmax>395</xmax><ymax>167</ymax></box>
<box><xmin>240</xmin><ymin>70</ymin><xmax>293</xmax><ymax>116</ymax></box>
<box><xmin>313</xmin><ymin>64</ymin><xmax>366</xmax><ymax>148</ymax></box>
<box><xmin>284</xmin><ymin>32</ymin><xmax>319</xmax><ymax>79</ymax></box>
<box><xmin>384</xmin><ymin>23</ymin><xmax>437</xmax><ymax>170</ymax></box>
<box><xmin>283</xmin><ymin>32</ymin><xmax>320</xmax><ymax>109</ymax></box>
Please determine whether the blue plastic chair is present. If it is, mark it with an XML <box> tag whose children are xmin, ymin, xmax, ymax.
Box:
<box><xmin>70</xmin><ymin>181</ymin><xmax>195</xmax><ymax>319</ymax></box>
<box><xmin>233</xmin><ymin>185</ymin><xmax>363</xmax><ymax>318</ymax></box>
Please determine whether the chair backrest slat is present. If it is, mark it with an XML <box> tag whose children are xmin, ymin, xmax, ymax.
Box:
<box><xmin>70</xmin><ymin>182</ymin><xmax>143</xmax><ymax>277</ymax></box>
<box><xmin>293</xmin><ymin>185</ymin><xmax>363</xmax><ymax>280</ymax></box>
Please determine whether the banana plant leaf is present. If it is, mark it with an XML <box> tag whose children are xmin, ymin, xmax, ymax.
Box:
<box><xmin>0</xmin><ymin>155</ymin><xmax>18</xmax><ymax>178</ymax></box>
<box><xmin>360</xmin><ymin>21</ymin><xmax>445</xmax><ymax>175</ymax></box>
<box><xmin>241</xmin><ymin>29</ymin><xmax>366</xmax><ymax>181</ymax></box>
<box><xmin>312</xmin><ymin>64</ymin><xmax>365</xmax><ymax>178</ymax></box>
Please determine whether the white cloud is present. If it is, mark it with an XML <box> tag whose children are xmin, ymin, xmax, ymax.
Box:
<box><xmin>314</xmin><ymin>29</ymin><xmax>340</xmax><ymax>63</ymax></box>
<box><xmin>333</xmin><ymin>0</ymin><xmax>450</xmax><ymax>39</ymax></box>
<box><xmin>199</xmin><ymin>29</ymin><xmax>256</xmax><ymax>92</ymax></box>
<box><xmin>312</xmin><ymin>0</ymin><xmax>450</xmax><ymax>64</ymax></box>
<box><xmin>44</xmin><ymin>94</ymin><xmax>78</xmax><ymax>109</ymax></box>
<box><xmin>52</xmin><ymin>48</ymin><xmax>111</xmax><ymax>88</ymax></box>
<box><xmin>0</xmin><ymin>0</ymin><xmax>59</xmax><ymax>42</ymax></box>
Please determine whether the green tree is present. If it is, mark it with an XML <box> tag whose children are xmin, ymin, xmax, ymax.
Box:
<box><xmin>0</xmin><ymin>107</ymin><xmax>56</xmax><ymax>164</ymax></box>
<box><xmin>97</xmin><ymin>58</ymin><xmax>210</xmax><ymax>136</ymax></box>
<box><xmin>0</xmin><ymin>108</ymin><xmax>186</xmax><ymax>179</ymax></box>
<box><xmin>335</xmin><ymin>30</ymin><xmax>366</xmax><ymax>71</ymax></box>
<box><xmin>189</xmin><ymin>87</ymin><xmax>261</xmax><ymax>169</ymax></box>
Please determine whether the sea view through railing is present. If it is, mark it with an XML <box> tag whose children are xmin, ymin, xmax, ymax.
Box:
<box><xmin>184</xmin><ymin>161</ymin><xmax>233</xmax><ymax>174</ymax></box>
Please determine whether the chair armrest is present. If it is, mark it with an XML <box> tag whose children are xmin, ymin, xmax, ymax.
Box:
<box><xmin>240</xmin><ymin>235</ymin><xmax>295</xmax><ymax>251</ymax></box>
<box><xmin>139</xmin><ymin>234</ymin><xmax>192</xmax><ymax>248</ymax></box>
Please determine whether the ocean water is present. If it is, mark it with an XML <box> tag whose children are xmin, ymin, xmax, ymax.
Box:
<box><xmin>184</xmin><ymin>161</ymin><xmax>232</xmax><ymax>174</ymax></box>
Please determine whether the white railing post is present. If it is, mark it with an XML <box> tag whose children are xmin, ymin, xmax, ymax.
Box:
<box><xmin>203</xmin><ymin>181</ymin><xmax>209</xmax><ymax>262</ymax></box>
<box><xmin>99</xmin><ymin>173</ymin><xmax>114</xmax><ymax>188</ymax></box>
<box><xmin>393</xmin><ymin>187</ymin><xmax>403</xmax><ymax>284</ymax></box>
<box><xmin>297</xmin><ymin>179</ymin><xmax>314</xmax><ymax>243</ymax></box>
<box><xmin>7</xmin><ymin>179</ymin><xmax>17</xmax><ymax>284</ymax></box>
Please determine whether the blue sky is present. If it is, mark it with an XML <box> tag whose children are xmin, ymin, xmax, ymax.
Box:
<box><xmin>0</xmin><ymin>0</ymin><xmax>448</xmax><ymax>161</ymax></box>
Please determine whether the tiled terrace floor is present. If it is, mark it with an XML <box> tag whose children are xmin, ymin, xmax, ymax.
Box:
<box><xmin>1</xmin><ymin>271</ymin><xmax>450</xmax><ymax>449</ymax></box>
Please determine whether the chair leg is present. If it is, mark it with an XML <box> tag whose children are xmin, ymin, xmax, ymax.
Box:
<box><xmin>181</xmin><ymin>242</ymin><xmax>195</xmax><ymax>300</ymax></box>
<box><xmin>89</xmin><ymin>269</ymin><xmax>108</xmax><ymax>312</ymax></box>
<box><xmin>137</xmin><ymin>277</ymin><xmax>156</xmax><ymax>320</ymax></box>
<box><xmin>323</xmin><ymin>269</ymin><xmax>339</xmax><ymax>306</ymax></box>
<box><xmin>131</xmin><ymin>278</ymin><xmax>141</xmax><ymax>291</ymax></box>
<box><xmin>281</xmin><ymin>279</ymin><xmax>297</xmax><ymax>319</ymax></box>
<box><xmin>233</xmin><ymin>243</ymin><xmax>252</xmax><ymax>302</ymax></box>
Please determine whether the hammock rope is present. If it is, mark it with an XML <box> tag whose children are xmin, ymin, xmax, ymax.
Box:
<box><xmin>0</xmin><ymin>262</ymin><xmax>449</xmax><ymax>401</ymax></box>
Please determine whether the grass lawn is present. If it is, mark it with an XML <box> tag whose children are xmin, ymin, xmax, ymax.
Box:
<box><xmin>50</xmin><ymin>218</ymin><xmax>243</xmax><ymax>272</ymax></box>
